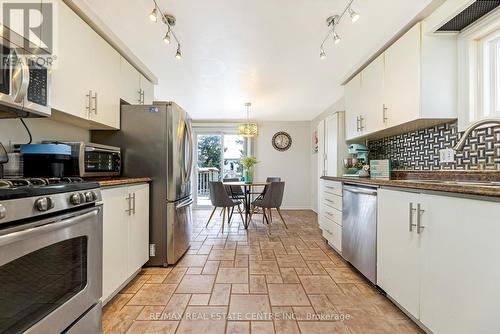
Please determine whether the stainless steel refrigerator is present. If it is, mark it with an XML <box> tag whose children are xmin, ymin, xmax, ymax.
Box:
<box><xmin>92</xmin><ymin>101</ymin><xmax>193</xmax><ymax>266</ymax></box>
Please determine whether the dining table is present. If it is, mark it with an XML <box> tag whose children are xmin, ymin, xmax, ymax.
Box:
<box><xmin>222</xmin><ymin>181</ymin><xmax>270</xmax><ymax>229</ymax></box>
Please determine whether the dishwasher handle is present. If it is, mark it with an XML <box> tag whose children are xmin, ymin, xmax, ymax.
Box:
<box><xmin>343</xmin><ymin>185</ymin><xmax>378</xmax><ymax>196</ymax></box>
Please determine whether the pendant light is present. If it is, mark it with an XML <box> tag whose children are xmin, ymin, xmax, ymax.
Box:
<box><xmin>238</xmin><ymin>102</ymin><xmax>258</xmax><ymax>138</ymax></box>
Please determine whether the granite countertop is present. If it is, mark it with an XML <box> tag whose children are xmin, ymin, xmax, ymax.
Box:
<box><xmin>322</xmin><ymin>171</ymin><xmax>500</xmax><ymax>198</ymax></box>
<box><xmin>86</xmin><ymin>177</ymin><xmax>152</xmax><ymax>187</ymax></box>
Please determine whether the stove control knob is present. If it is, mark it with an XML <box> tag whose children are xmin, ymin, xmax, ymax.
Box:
<box><xmin>85</xmin><ymin>191</ymin><xmax>97</xmax><ymax>202</ymax></box>
<box><xmin>0</xmin><ymin>204</ymin><xmax>6</xmax><ymax>220</ymax></box>
<box><xmin>35</xmin><ymin>197</ymin><xmax>54</xmax><ymax>212</ymax></box>
<box><xmin>70</xmin><ymin>193</ymin><xmax>84</xmax><ymax>205</ymax></box>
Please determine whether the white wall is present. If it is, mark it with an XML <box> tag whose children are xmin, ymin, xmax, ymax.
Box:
<box><xmin>253</xmin><ymin>121</ymin><xmax>311</xmax><ymax>210</ymax></box>
<box><xmin>0</xmin><ymin>118</ymin><xmax>89</xmax><ymax>148</ymax></box>
<box><xmin>309</xmin><ymin>98</ymin><xmax>345</xmax><ymax>213</ymax></box>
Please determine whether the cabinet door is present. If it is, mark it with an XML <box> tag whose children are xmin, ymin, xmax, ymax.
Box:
<box><xmin>101</xmin><ymin>187</ymin><xmax>128</xmax><ymax>302</ymax></box>
<box><xmin>89</xmin><ymin>33</ymin><xmax>121</xmax><ymax>129</ymax></box>
<box><xmin>362</xmin><ymin>54</ymin><xmax>385</xmax><ymax>133</ymax></box>
<box><xmin>345</xmin><ymin>74</ymin><xmax>362</xmax><ymax>140</ymax></box>
<box><xmin>384</xmin><ymin>23</ymin><xmax>421</xmax><ymax>126</ymax></box>
<box><xmin>119</xmin><ymin>58</ymin><xmax>141</xmax><ymax>104</ymax></box>
<box><xmin>140</xmin><ymin>75</ymin><xmax>154</xmax><ymax>105</ymax></box>
<box><xmin>377</xmin><ymin>189</ymin><xmax>421</xmax><ymax>319</ymax></box>
<box><xmin>420</xmin><ymin>195</ymin><xmax>500</xmax><ymax>334</ymax></box>
<box><xmin>325</xmin><ymin>114</ymin><xmax>339</xmax><ymax>176</ymax></box>
<box><xmin>127</xmin><ymin>184</ymin><xmax>150</xmax><ymax>276</ymax></box>
<box><xmin>51</xmin><ymin>3</ymin><xmax>93</xmax><ymax>119</ymax></box>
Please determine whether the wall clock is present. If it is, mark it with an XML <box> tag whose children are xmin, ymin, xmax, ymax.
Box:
<box><xmin>272</xmin><ymin>131</ymin><xmax>292</xmax><ymax>151</ymax></box>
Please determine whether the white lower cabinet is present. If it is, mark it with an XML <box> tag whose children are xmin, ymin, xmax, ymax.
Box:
<box><xmin>378</xmin><ymin>188</ymin><xmax>500</xmax><ymax>334</ymax></box>
<box><xmin>102</xmin><ymin>183</ymin><xmax>150</xmax><ymax>303</ymax></box>
<box><xmin>319</xmin><ymin>180</ymin><xmax>343</xmax><ymax>252</ymax></box>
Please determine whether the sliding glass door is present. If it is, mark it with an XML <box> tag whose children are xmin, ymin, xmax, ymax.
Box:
<box><xmin>194</xmin><ymin>131</ymin><xmax>248</xmax><ymax>207</ymax></box>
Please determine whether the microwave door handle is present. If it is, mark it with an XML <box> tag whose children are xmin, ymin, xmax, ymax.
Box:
<box><xmin>10</xmin><ymin>50</ymin><xmax>29</xmax><ymax>103</ymax></box>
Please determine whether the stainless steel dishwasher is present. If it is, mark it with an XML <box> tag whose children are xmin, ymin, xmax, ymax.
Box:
<box><xmin>342</xmin><ymin>184</ymin><xmax>378</xmax><ymax>284</ymax></box>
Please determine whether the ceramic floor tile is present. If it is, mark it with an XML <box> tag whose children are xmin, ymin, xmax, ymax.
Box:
<box><xmin>268</xmin><ymin>284</ymin><xmax>310</xmax><ymax>306</ymax></box>
<box><xmin>227</xmin><ymin>321</ymin><xmax>250</xmax><ymax>334</ymax></box>
<box><xmin>228</xmin><ymin>295</ymin><xmax>271</xmax><ymax>321</ymax></box>
<box><xmin>127</xmin><ymin>284</ymin><xmax>177</xmax><ymax>306</ymax></box>
<box><xmin>232</xmin><ymin>283</ymin><xmax>249</xmax><ymax>294</ymax></box>
<box><xmin>251</xmin><ymin>321</ymin><xmax>275</xmax><ymax>334</ymax></box>
<box><xmin>175</xmin><ymin>274</ymin><xmax>215</xmax><ymax>294</ymax></box>
<box><xmin>176</xmin><ymin>306</ymin><xmax>227</xmax><ymax>334</ymax></box>
<box><xmin>297</xmin><ymin>321</ymin><xmax>350</xmax><ymax>334</ymax></box>
<box><xmin>208</xmin><ymin>249</ymin><xmax>236</xmax><ymax>261</ymax></box>
<box><xmin>189</xmin><ymin>294</ymin><xmax>211</xmax><ymax>306</ymax></box>
<box><xmin>177</xmin><ymin>254</ymin><xmax>208</xmax><ymax>267</ymax></box>
<box><xmin>125</xmin><ymin>320</ymin><xmax>179</xmax><ymax>333</ymax></box>
<box><xmin>249</xmin><ymin>275</ymin><xmax>268</xmax><ymax>294</ymax></box>
<box><xmin>215</xmin><ymin>267</ymin><xmax>249</xmax><ymax>284</ymax></box>
<box><xmin>209</xmin><ymin>283</ymin><xmax>231</xmax><ymax>305</ymax></box>
<box><xmin>249</xmin><ymin>260</ymin><xmax>280</xmax><ymax>275</ymax></box>
<box><xmin>299</xmin><ymin>275</ymin><xmax>340</xmax><ymax>294</ymax></box>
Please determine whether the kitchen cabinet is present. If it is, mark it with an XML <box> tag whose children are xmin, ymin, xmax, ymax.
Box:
<box><xmin>378</xmin><ymin>188</ymin><xmax>500</xmax><ymax>333</ymax></box>
<box><xmin>318</xmin><ymin>179</ymin><xmax>343</xmax><ymax>252</ymax></box>
<box><xmin>120</xmin><ymin>58</ymin><xmax>155</xmax><ymax>105</ymax></box>
<box><xmin>52</xmin><ymin>2</ymin><xmax>120</xmax><ymax>129</ymax></box>
<box><xmin>377</xmin><ymin>189</ymin><xmax>421</xmax><ymax>318</ymax></box>
<box><xmin>344</xmin><ymin>22</ymin><xmax>456</xmax><ymax>141</ymax></box>
<box><xmin>102</xmin><ymin>183</ymin><xmax>150</xmax><ymax>304</ymax></box>
<box><xmin>324</xmin><ymin>112</ymin><xmax>347</xmax><ymax>177</ymax></box>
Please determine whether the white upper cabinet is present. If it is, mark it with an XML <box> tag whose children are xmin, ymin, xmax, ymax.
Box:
<box><xmin>345</xmin><ymin>22</ymin><xmax>457</xmax><ymax>141</ymax></box>
<box><xmin>119</xmin><ymin>58</ymin><xmax>155</xmax><ymax>105</ymax></box>
<box><xmin>51</xmin><ymin>3</ymin><xmax>93</xmax><ymax>121</ymax></box>
<box><xmin>345</xmin><ymin>73</ymin><xmax>363</xmax><ymax>140</ymax></box>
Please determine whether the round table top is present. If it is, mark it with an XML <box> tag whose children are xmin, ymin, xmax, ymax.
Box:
<box><xmin>223</xmin><ymin>181</ymin><xmax>270</xmax><ymax>187</ymax></box>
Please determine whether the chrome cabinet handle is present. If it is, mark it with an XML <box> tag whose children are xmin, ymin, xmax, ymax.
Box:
<box><xmin>359</xmin><ymin>116</ymin><xmax>365</xmax><ymax>130</ymax></box>
<box><xmin>383</xmin><ymin>104</ymin><xmax>388</xmax><ymax>123</ymax></box>
<box><xmin>92</xmin><ymin>92</ymin><xmax>98</xmax><ymax>115</ymax></box>
<box><xmin>325</xmin><ymin>211</ymin><xmax>334</xmax><ymax>216</ymax></box>
<box><xmin>125</xmin><ymin>193</ymin><xmax>132</xmax><ymax>215</ymax></box>
<box><xmin>409</xmin><ymin>203</ymin><xmax>417</xmax><ymax>232</ymax></box>
<box><xmin>417</xmin><ymin>203</ymin><xmax>425</xmax><ymax>234</ymax></box>
<box><xmin>132</xmin><ymin>193</ymin><xmax>136</xmax><ymax>215</ymax></box>
<box><xmin>86</xmin><ymin>90</ymin><xmax>92</xmax><ymax>117</ymax></box>
<box><xmin>356</xmin><ymin>116</ymin><xmax>360</xmax><ymax>132</ymax></box>
<box><xmin>138</xmin><ymin>89</ymin><xmax>145</xmax><ymax>104</ymax></box>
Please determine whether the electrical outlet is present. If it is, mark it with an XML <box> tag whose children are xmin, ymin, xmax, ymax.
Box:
<box><xmin>439</xmin><ymin>148</ymin><xmax>455</xmax><ymax>163</ymax></box>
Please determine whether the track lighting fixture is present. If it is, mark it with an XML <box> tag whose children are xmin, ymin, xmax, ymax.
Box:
<box><xmin>319</xmin><ymin>0</ymin><xmax>360</xmax><ymax>59</ymax></box>
<box><xmin>349</xmin><ymin>7</ymin><xmax>360</xmax><ymax>23</ymax></box>
<box><xmin>149</xmin><ymin>1</ymin><xmax>183</xmax><ymax>58</ymax></box>
<box><xmin>149</xmin><ymin>7</ymin><xmax>158</xmax><ymax>22</ymax></box>
<box><xmin>175</xmin><ymin>44</ymin><xmax>182</xmax><ymax>59</ymax></box>
<box><xmin>163</xmin><ymin>28</ymin><xmax>171</xmax><ymax>44</ymax></box>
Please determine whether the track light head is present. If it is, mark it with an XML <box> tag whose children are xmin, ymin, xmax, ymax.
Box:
<box><xmin>163</xmin><ymin>29</ymin><xmax>171</xmax><ymax>44</ymax></box>
<box><xmin>320</xmin><ymin>48</ymin><xmax>326</xmax><ymax>60</ymax></box>
<box><xmin>333</xmin><ymin>31</ymin><xmax>341</xmax><ymax>44</ymax></box>
<box><xmin>149</xmin><ymin>7</ymin><xmax>158</xmax><ymax>22</ymax></box>
<box><xmin>175</xmin><ymin>44</ymin><xmax>182</xmax><ymax>59</ymax></box>
<box><xmin>349</xmin><ymin>7</ymin><xmax>360</xmax><ymax>23</ymax></box>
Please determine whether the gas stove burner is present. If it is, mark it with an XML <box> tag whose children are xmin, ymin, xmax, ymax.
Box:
<box><xmin>0</xmin><ymin>177</ymin><xmax>85</xmax><ymax>189</ymax></box>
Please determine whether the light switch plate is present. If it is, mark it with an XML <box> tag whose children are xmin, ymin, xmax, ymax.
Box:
<box><xmin>439</xmin><ymin>148</ymin><xmax>455</xmax><ymax>163</ymax></box>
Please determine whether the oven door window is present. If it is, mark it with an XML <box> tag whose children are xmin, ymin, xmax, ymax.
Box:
<box><xmin>0</xmin><ymin>237</ymin><xmax>88</xmax><ymax>333</ymax></box>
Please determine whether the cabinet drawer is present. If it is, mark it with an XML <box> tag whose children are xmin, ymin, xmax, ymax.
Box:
<box><xmin>322</xmin><ymin>192</ymin><xmax>343</xmax><ymax>212</ymax></box>
<box><xmin>322</xmin><ymin>180</ymin><xmax>342</xmax><ymax>196</ymax></box>
<box><xmin>322</xmin><ymin>220</ymin><xmax>342</xmax><ymax>253</ymax></box>
<box><xmin>320</xmin><ymin>206</ymin><xmax>342</xmax><ymax>226</ymax></box>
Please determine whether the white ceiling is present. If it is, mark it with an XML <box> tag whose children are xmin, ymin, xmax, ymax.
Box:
<box><xmin>85</xmin><ymin>0</ymin><xmax>432</xmax><ymax>121</ymax></box>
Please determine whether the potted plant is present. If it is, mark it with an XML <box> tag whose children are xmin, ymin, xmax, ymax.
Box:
<box><xmin>241</xmin><ymin>155</ymin><xmax>258</xmax><ymax>183</ymax></box>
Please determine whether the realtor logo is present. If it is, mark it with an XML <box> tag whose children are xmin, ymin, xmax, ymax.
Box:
<box><xmin>2</xmin><ymin>1</ymin><xmax>53</xmax><ymax>54</ymax></box>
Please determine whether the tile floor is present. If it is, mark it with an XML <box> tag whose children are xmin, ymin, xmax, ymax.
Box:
<box><xmin>102</xmin><ymin>209</ymin><xmax>423</xmax><ymax>334</ymax></box>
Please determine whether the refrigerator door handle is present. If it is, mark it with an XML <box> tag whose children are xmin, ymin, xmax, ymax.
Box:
<box><xmin>184</xmin><ymin>121</ymin><xmax>194</xmax><ymax>183</ymax></box>
<box><xmin>176</xmin><ymin>198</ymin><xmax>193</xmax><ymax>209</ymax></box>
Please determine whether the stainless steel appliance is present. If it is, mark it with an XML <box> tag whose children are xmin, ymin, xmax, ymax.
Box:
<box><xmin>0</xmin><ymin>177</ymin><xmax>102</xmax><ymax>333</ymax></box>
<box><xmin>92</xmin><ymin>101</ymin><xmax>193</xmax><ymax>265</ymax></box>
<box><xmin>47</xmin><ymin>142</ymin><xmax>122</xmax><ymax>177</ymax></box>
<box><xmin>0</xmin><ymin>37</ymin><xmax>51</xmax><ymax>118</ymax></box>
<box><xmin>342</xmin><ymin>184</ymin><xmax>378</xmax><ymax>284</ymax></box>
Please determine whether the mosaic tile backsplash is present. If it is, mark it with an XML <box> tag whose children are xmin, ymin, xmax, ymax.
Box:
<box><xmin>368</xmin><ymin>121</ymin><xmax>500</xmax><ymax>171</ymax></box>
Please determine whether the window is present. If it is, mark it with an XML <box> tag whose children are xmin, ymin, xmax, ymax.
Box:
<box><xmin>480</xmin><ymin>31</ymin><xmax>500</xmax><ymax>117</ymax></box>
<box><xmin>457</xmin><ymin>10</ymin><xmax>500</xmax><ymax>130</ymax></box>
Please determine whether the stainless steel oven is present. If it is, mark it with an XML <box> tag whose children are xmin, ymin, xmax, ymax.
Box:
<box><xmin>0</xmin><ymin>205</ymin><xmax>103</xmax><ymax>333</ymax></box>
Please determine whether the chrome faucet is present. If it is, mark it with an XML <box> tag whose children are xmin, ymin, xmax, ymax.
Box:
<box><xmin>453</xmin><ymin>118</ymin><xmax>500</xmax><ymax>151</ymax></box>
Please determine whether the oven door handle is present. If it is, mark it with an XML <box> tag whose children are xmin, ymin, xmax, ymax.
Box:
<box><xmin>0</xmin><ymin>209</ymin><xmax>100</xmax><ymax>247</ymax></box>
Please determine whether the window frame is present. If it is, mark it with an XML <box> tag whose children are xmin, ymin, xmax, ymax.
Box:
<box><xmin>457</xmin><ymin>8</ymin><xmax>500</xmax><ymax>131</ymax></box>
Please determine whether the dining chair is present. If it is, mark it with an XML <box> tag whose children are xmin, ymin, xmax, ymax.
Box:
<box><xmin>249</xmin><ymin>181</ymin><xmax>288</xmax><ymax>234</ymax></box>
<box><xmin>206</xmin><ymin>181</ymin><xmax>244</xmax><ymax>233</ymax></box>
<box><xmin>255</xmin><ymin>176</ymin><xmax>281</xmax><ymax>200</ymax></box>
<box><xmin>223</xmin><ymin>177</ymin><xmax>245</xmax><ymax>200</ymax></box>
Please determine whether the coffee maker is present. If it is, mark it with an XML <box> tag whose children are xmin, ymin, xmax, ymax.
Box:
<box><xmin>342</xmin><ymin>144</ymin><xmax>369</xmax><ymax>177</ymax></box>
